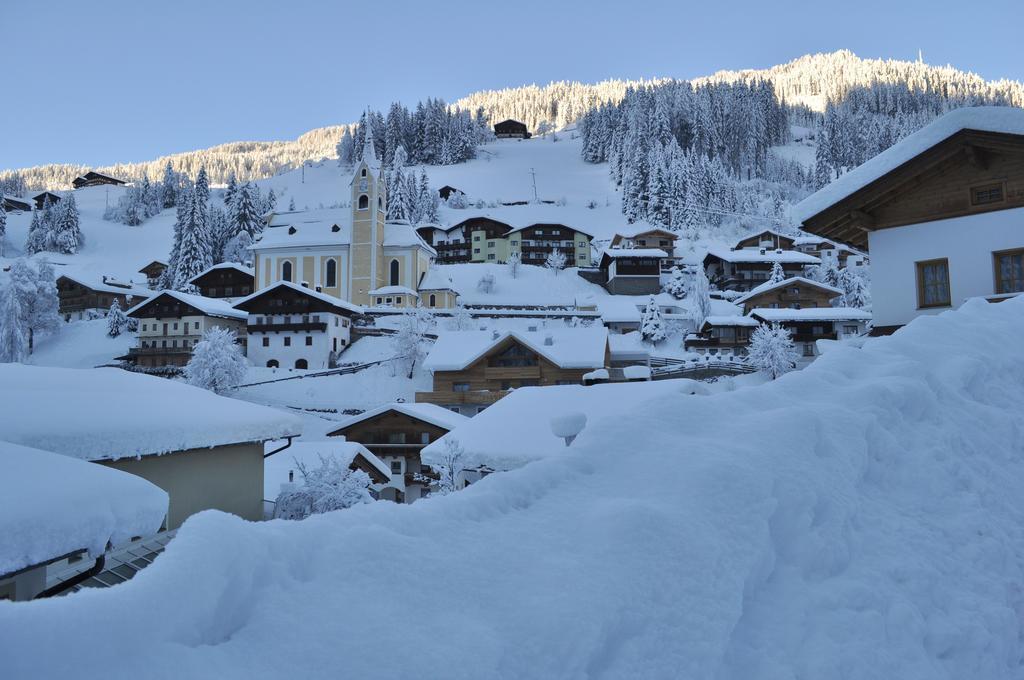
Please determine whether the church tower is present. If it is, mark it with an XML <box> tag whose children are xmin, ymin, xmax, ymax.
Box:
<box><xmin>348</xmin><ymin>114</ymin><xmax>387</xmax><ymax>306</ymax></box>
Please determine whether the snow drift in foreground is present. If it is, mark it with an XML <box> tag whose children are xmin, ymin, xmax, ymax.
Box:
<box><xmin>3</xmin><ymin>298</ymin><xmax>1024</xmax><ymax>679</ymax></box>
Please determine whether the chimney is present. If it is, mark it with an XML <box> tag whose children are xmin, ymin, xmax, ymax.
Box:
<box><xmin>301</xmin><ymin>281</ymin><xmax>309</xmax><ymax>288</ymax></box>
<box><xmin>544</xmin><ymin>334</ymin><xmax>554</xmax><ymax>346</ymax></box>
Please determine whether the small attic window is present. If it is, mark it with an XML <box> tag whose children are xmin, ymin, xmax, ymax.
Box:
<box><xmin>288</xmin><ymin>226</ymin><xmax>297</xmax><ymax>234</ymax></box>
<box><xmin>361</xmin><ymin>168</ymin><xmax>367</xmax><ymax>177</ymax></box>
<box><xmin>971</xmin><ymin>182</ymin><xmax>1004</xmax><ymax>206</ymax></box>
<box><xmin>331</xmin><ymin>224</ymin><xmax>340</xmax><ymax>233</ymax></box>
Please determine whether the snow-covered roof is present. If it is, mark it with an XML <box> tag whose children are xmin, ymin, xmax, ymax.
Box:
<box><xmin>188</xmin><ymin>262</ymin><xmax>254</xmax><ymax>283</ymax></box>
<box><xmin>612</xmin><ymin>224</ymin><xmax>677</xmax><ymax>239</ymax></box>
<box><xmin>233</xmin><ymin>281</ymin><xmax>363</xmax><ymax>316</ymax></box>
<box><xmin>127</xmin><ymin>289</ymin><xmax>248</xmax><ymax>320</ymax></box>
<box><xmin>422</xmin><ymin>379</ymin><xmax>703</xmax><ymax>469</ymax></box>
<box><xmin>0</xmin><ymin>365</ymin><xmax>303</xmax><ymax>462</ymax></box>
<box><xmin>704</xmin><ymin>247</ymin><xmax>820</xmax><ymax>265</ymax></box>
<box><xmin>422</xmin><ymin>262</ymin><xmax>605</xmax><ymax>307</ymax></box>
<box><xmin>416</xmin><ymin>268</ymin><xmax>457</xmax><ymax>292</ymax></box>
<box><xmin>263</xmin><ymin>441</ymin><xmax>389</xmax><ymax>500</ymax></box>
<box><xmin>0</xmin><ymin>440</ymin><xmax>169</xmax><ymax>576</ymax></box>
<box><xmin>794</xmin><ymin>106</ymin><xmax>1024</xmax><ymax>224</ymax></box>
<box><xmin>384</xmin><ymin>220</ymin><xmax>436</xmax><ymax>254</ymax></box>
<box><xmin>602</xmin><ymin>248</ymin><xmax>668</xmax><ymax>259</ymax></box>
<box><xmin>734</xmin><ymin>228</ymin><xmax>796</xmax><ymax>245</ymax></box>
<box><xmin>58</xmin><ymin>272</ymin><xmax>151</xmax><ymax>298</ymax></box>
<box><xmin>254</xmin><ymin>208</ymin><xmax>351</xmax><ymax>249</ymax></box>
<box><xmin>369</xmin><ymin>285</ymin><xmax>419</xmax><ymax>297</ymax></box>
<box><xmin>750</xmin><ymin>307</ymin><xmax>872</xmax><ymax>323</ymax></box>
<box><xmin>329</xmin><ymin>402</ymin><xmax>470</xmax><ymax>435</ymax></box>
<box><xmin>138</xmin><ymin>259</ymin><xmax>168</xmax><ymax>271</ymax></box>
<box><xmin>733</xmin><ymin>277</ymin><xmax>842</xmax><ymax>305</ymax></box>
<box><xmin>423</xmin><ymin>327</ymin><xmax>608</xmax><ymax>372</ymax></box>
<box><xmin>448</xmin><ymin>205</ymin><xmax>595</xmax><ymax>237</ymax></box>
<box><xmin>702</xmin><ymin>315</ymin><xmax>760</xmax><ymax>327</ymax></box>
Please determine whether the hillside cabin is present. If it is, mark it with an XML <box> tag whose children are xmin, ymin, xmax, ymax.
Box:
<box><xmin>494</xmin><ymin>119</ymin><xmax>531</xmax><ymax>139</ymax></box>
<box><xmin>417</xmin><ymin>327</ymin><xmax>610</xmax><ymax>416</ymax></box>
<box><xmin>734</xmin><ymin>229</ymin><xmax>796</xmax><ymax>251</ymax></box>
<box><xmin>749</xmin><ymin>308</ymin><xmax>871</xmax><ymax>361</ymax></box>
<box><xmin>72</xmin><ymin>171</ymin><xmax>126</xmax><ymax>189</ymax></box>
<box><xmin>597</xmin><ymin>248</ymin><xmax>668</xmax><ymax>295</ymax></box>
<box><xmin>509</xmin><ymin>222</ymin><xmax>592</xmax><ymax>267</ymax></box>
<box><xmin>438</xmin><ymin>185</ymin><xmax>464</xmax><ymax>201</ymax></box>
<box><xmin>703</xmin><ymin>246</ymin><xmax>819</xmax><ymax>291</ymax></box>
<box><xmin>327</xmin><ymin>403</ymin><xmax>469</xmax><ymax>503</ymax></box>
<box><xmin>56</xmin><ymin>274</ymin><xmax>151</xmax><ymax>321</ymax></box>
<box><xmin>733</xmin><ymin>276</ymin><xmax>844</xmax><ymax>315</ymax></box>
<box><xmin>1</xmin><ymin>195</ymin><xmax>32</xmax><ymax>213</ymax></box>
<box><xmin>233</xmin><ymin>281</ymin><xmax>362</xmax><ymax>370</ymax></box>
<box><xmin>0</xmin><ymin>364</ymin><xmax>302</xmax><ymax>532</ymax></box>
<box><xmin>684</xmin><ymin>316</ymin><xmax>759</xmax><ymax>357</ymax></box>
<box><xmin>610</xmin><ymin>226</ymin><xmax>679</xmax><ymax>269</ymax></box>
<box><xmin>424</xmin><ymin>216</ymin><xmax>593</xmax><ymax>267</ymax></box>
<box><xmin>189</xmin><ymin>262</ymin><xmax>255</xmax><ymax>299</ymax></box>
<box><xmin>794</xmin><ymin>106</ymin><xmax>1024</xmax><ymax>333</ymax></box>
<box><xmin>32</xmin><ymin>191</ymin><xmax>61</xmax><ymax>209</ymax></box>
<box><xmin>126</xmin><ymin>291</ymin><xmax>247</xmax><ymax>368</ymax></box>
<box><xmin>138</xmin><ymin>260</ymin><xmax>168</xmax><ymax>289</ymax></box>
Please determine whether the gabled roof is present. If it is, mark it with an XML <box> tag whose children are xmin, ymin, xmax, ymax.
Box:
<box><xmin>57</xmin><ymin>273</ymin><xmax>151</xmax><ymax>298</ymax></box>
<box><xmin>188</xmin><ymin>262</ymin><xmax>255</xmax><ymax>285</ymax></box>
<box><xmin>138</xmin><ymin>260</ymin><xmax>168</xmax><ymax>273</ymax></box>
<box><xmin>704</xmin><ymin>247</ymin><xmax>820</xmax><ymax>265</ymax></box>
<box><xmin>73</xmin><ymin>170</ymin><xmax>126</xmax><ymax>185</ymax></box>
<box><xmin>423</xmin><ymin>327</ymin><xmax>608</xmax><ymax>372</ymax></box>
<box><xmin>254</xmin><ymin>208</ymin><xmax>351</xmax><ymax>249</ymax></box>
<box><xmin>369</xmin><ymin>285</ymin><xmax>419</xmax><ymax>297</ymax></box>
<box><xmin>750</xmin><ymin>307</ymin><xmax>872</xmax><ymax>323</ymax></box>
<box><xmin>794</xmin><ymin>106</ymin><xmax>1024</xmax><ymax>225</ymax></box>
<box><xmin>327</xmin><ymin>402</ymin><xmax>470</xmax><ymax>437</ymax></box>
<box><xmin>602</xmin><ymin>248</ymin><xmax>668</xmax><ymax>259</ymax></box>
<box><xmin>734</xmin><ymin>228</ymin><xmax>795</xmax><ymax>247</ymax></box>
<box><xmin>127</xmin><ymin>289</ymin><xmax>248</xmax><ymax>320</ymax></box>
<box><xmin>612</xmin><ymin>224</ymin><xmax>678</xmax><ymax>240</ymax></box>
<box><xmin>264</xmin><ymin>441</ymin><xmax>390</xmax><ymax>495</ymax></box>
<box><xmin>384</xmin><ymin>220</ymin><xmax>436</xmax><ymax>254</ymax></box>
<box><xmin>700</xmin><ymin>315</ymin><xmax>760</xmax><ymax>330</ymax></box>
<box><xmin>232</xmin><ymin>281</ymin><xmax>363</xmax><ymax>316</ymax></box>
<box><xmin>733</xmin><ymin>277</ymin><xmax>842</xmax><ymax>305</ymax></box>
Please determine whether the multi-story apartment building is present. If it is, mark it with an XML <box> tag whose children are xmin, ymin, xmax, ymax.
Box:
<box><xmin>126</xmin><ymin>291</ymin><xmax>247</xmax><ymax>368</ymax></box>
<box><xmin>420</xmin><ymin>216</ymin><xmax>594</xmax><ymax>268</ymax></box>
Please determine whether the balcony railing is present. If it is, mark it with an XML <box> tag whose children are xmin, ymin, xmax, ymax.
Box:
<box><xmin>128</xmin><ymin>346</ymin><xmax>193</xmax><ymax>356</ymax></box>
<box><xmin>248</xmin><ymin>322</ymin><xmax>327</xmax><ymax>333</ymax></box>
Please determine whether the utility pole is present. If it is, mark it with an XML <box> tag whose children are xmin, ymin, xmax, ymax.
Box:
<box><xmin>529</xmin><ymin>167</ymin><xmax>538</xmax><ymax>203</ymax></box>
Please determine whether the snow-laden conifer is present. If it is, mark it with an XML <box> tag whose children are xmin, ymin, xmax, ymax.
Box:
<box><xmin>183</xmin><ymin>327</ymin><xmax>248</xmax><ymax>393</ymax></box>
<box><xmin>748</xmin><ymin>323</ymin><xmax>799</xmax><ymax>379</ymax></box>
<box><xmin>274</xmin><ymin>454</ymin><xmax>373</xmax><ymax>519</ymax></box>
<box><xmin>106</xmin><ymin>299</ymin><xmax>128</xmax><ymax>337</ymax></box>
<box><xmin>639</xmin><ymin>296</ymin><xmax>667</xmax><ymax>345</ymax></box>
<box><xmin>688</xmin><ymin>267</ymin><xmax>712</xmax><ymax>329</ymax></box>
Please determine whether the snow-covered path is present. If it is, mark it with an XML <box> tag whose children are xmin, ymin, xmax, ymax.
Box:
<box><xmin>2</xmin><ymin>297</ymin><xmax>1023</xmax><ymax>679</ymax></box>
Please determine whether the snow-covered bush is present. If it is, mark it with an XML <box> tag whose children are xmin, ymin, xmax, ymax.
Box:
<box><xmin>6</xmin><ymin>258</ymin><xmax>60</xmax><ymax>353</ymax></box>
<box><xmin>748</xmin><ymin>323</ymin><xmax>799</xmax><ymax>379</ymax></box>
<box><xmin>0</xmin><ymin>282</ymin><xmax>27</xmax><ymax>363</ymax></box>
<box><xmin>183</xmin><ymin>327</ymin><xmax>248</xmax><ymax>393</ymax></box>
<box><xmin>446</xmin><ymin>303</ymin><xmax>474</xmax><ymax>331</ymax></box>
<box><xmin>640</xmin><ymin>296</ymin><xmax>667</xmax><ymax>345</ymax></box>
<box><xmin>274</xmin><ymin>454</ymin><xmax>373</xmax><ymax>520</ymax></box>
<box><xmin>663</xmin><ymin>266</ymin><xmax>688</xmax><ymax>299</ymax></box>
<box><xmin>392</xmin><ymin>304</ymin><xmax>435</xmax><ymax>378</ymax></box>
<box><xmin>544</xmin><ymin>249</ymin><xmax>567</xmax><ymax>274</ymax></box>
<box><xmin>506</xmin><ymin>251</ymin><xmax>522</xmax><ymax>279</ymax></box>
<box><xmin>106</xmin><ymin>299</ymin><xmax>128</xmax><ymax>337</ymax></box>
<box><xmin>431</xmin><ymin>438</ymin><xmax>465</xmax><ymax>496</ymax></box>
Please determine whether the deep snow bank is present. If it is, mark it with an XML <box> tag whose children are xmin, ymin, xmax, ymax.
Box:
<box><xmin>2</xmin><ymin>298</ymin><xmax>1023</xmax><ymax>679</ymax></box>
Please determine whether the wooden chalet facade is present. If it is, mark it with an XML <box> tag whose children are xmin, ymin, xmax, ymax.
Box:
<box><xmin>493</xmin><ymin>119</ymin><xmax>531</xmax><ymax>139</ymax></box>
<box><xmin>733</xmin><ymin>277</ymin><xmax>843</xmax><ymax>315</ymax></box>
<box><xmin>234</xmin><ymin>281</ymin><xmax>362</xmax><ymax>370</ymax></box>
<box><xmin>32</xmin><ymin>191</ymin><xmax>61</xmax><ymax>209</ymax></box>
<box><xmin>56</xmin><ymin>275</ymin><xmax>150</xmax><ymax>321</ymax></box>
<box><xmin>327</xmin><ymin>404</ymin><xmax>467</xmax><ymax>503</ymax></box>
<box><xmin>795</xmin><ymin>108</ymin><xmax>1024</xmax><ymax>332</ymax></box>
<box><xmin>734</xmin><ymin>229</ymin><xmax>796</xmax><ymax>251</ymax></box>
<box><xmin>126</xmin><ymin>291</ymin><xmax>247</xmax><ymax>368</ymax></box>
<box><xmin>189</xmin><ymin>263</ymin><xmax>255</xmax><ymax>299</ymax></box>
<box><xmin>417</xmin><ymin>329</ymin><xmax>610</xmax><ymax>416</ymax></box>
<box><xmin>72</xmin><ymin>171</ymin><xmax>126</xmax><ymax>189</ymax></box>
<box><xmin>597</xmin><ymin>249</ymin><xmax>668</xmax><ymax>295</ymax></box>
<box><xmin>749</xmin><ymin>308</ymin><xmax>871</xmax><ymax>359</ymax></box>
<box><xmin>684</xmin><ymin>316</ymin><xmax>759</xmax><ymax>357</ymax></box>
<box><xmin>138</xmin><ymin>260</ymin><xmax>168</xmax><ymax>289</ymax></box>
<box><xmin>511</xmin><ymin>223</ymin><xmax>591</xmax><ymax>267</ymax></box>
<box><xmin>1</xmin><ymin>196</ymin><xmax>32</xmax><ymax>213</ymax></box>
<box><xmin>703</xmin><ymin>247</ymin><xmax>819</xmax><ymax>291</ymax></box>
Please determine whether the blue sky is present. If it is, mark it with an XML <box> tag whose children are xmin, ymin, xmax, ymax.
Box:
<box><xmin>4</xmin><ymin>0</ymin><xmax>1022</xmax><ymax>170</ymax></box>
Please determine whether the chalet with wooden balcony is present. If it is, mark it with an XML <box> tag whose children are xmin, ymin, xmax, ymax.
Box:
<box><xmin>417</xmin><ymin>327</ymin><xmax>610</xmax><ymax>416</ymax></box>
<box><xmin>684</xmin><ymin>316</ymin><xmax>759</xmax><ymax>357</ymax></box>
<box><xmin>326</xmin><ymin>403</ymin><xmax>469</xmax><ymax>503</ymax></box>
<box><xmin>610</xmin><ymin>225</ymin><xmax>679</xmax><ymax>269</ymax></box>
<box><xmin>734</xmin><ymin>229</ymin><xmax>796</xmax><ymax>251</ymax></box>
<box><xmin>32</xmin><ymin>191</ymin><xmax>61</xmax><ymax>209</ymax></box>
<box><xmin>72</xmin><ymin>171</ymin><xmax>126</xmax><ymax>189</ymax></box>
<box><xmin>233</xmin><ymin>281</ymin><xmax>363</xmax><ymax>370</ymax></box>
<box><xmin>188</xmin><ymin>262</ymin><xmax>255</xmax><ymax>299</ymax></box>
<box><xmin>792</xmin><ymin>236</ymin><xmax>868</xmax><ymax>269</ymax></box>
<box><xmin>138</xmin><ymin>260</ymin><xmax>168</xmax><ymax>289</ymax></box>
<box><xmin>1</xmin><ymin>195</ymin><xmax>32</xmax><ymax>213</ymax></box>
<box><xmin>733</xmin><ymin>276</ymin><xmax>844</xmax><ymax>315</ymax></box>
<box><xmin>126</xmin><ymin>291</ymin><xmax>247</xmax><ymax>368</ymax></box>
<box><xmin>597</xmin><ymin>248</ymin><xmax>668</xmax><ymax>295</ymax></box>
<box><xmin>749</xmin><ymin>307</ymin><xmax>871</xmax><ymax>361</ymax></box>
<box><xmin>421</xmin><ymin>215</ymin><xmax>594</xmax><ymax>267</ymax></box>
<box><xmin>56</xmin><ymin>274</ymin><xmax>151</xmax><ymax>321</ymax></box>
<box><xmin>703</xmin><ymin>246</ymin><xmax>819</xmax><ymax>291</ymax></box>
<box><xmin>794</xmin><ymin>107</ymin><xmax>1024</xmax><ymax>333</ymax></box>
<box><xmin>493</xmin><ymin>119</ymin><xmax>531</xmax><ymax>139</ymax></box>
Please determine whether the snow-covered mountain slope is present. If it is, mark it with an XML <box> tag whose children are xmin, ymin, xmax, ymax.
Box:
<box><xmin>3</xmin><ymin>295</ymin><xmax>1022</xmax><ymax>679</ymax></box>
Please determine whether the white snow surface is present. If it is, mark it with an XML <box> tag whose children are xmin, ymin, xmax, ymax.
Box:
<box><xmin>1</xmin><ymin>297</ymin><xmax>1024</xmax><ymax>678</ymax></box>
<box><xmin>0</xmin><ymin>440</ymin><xmax>168</xmax><ymax>575</ymax></box>
<box><xmin>0</xmin><ymin>365</ymin><xmax>303</xmax><ymax>461</ymax></box>
<box><xmin>733</xmin><ymin>276</ymin><xmax>842</xmax><ymax>305</ymax></box>
<box><xmin>423</xmin><ymin>326</ymin><xmax>608</xmax><ymax>371</ymax></box>
<box><xmin>331</xmin><ymin>402</ymin><xmax>469</xmax><ymax>435</ymax></box>
<box><xmin>705</xmin><ymin>246</ymin><xmax>820</xmax><ymax>264</ymax></box>
<box><xmin>793</xmin><ymin>106</ymin><xmax>1024</xmax><ymax>223</ymax></box>
<box><xmin>750</xmin><ymin>307</ymin><xmax>873</xmax><ymax>322</ymax></box>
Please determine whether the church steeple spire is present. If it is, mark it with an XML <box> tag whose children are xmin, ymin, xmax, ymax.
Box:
<box><xmin>361</xmin><ymin>108</ymin><xmax>380</xmax><ymax>172</ymax></box>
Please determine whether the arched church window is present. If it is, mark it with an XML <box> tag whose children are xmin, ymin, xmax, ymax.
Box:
<box><xmin>358</xmin><ymin>194</ymin><xmax>369</xmax><ymax>210</ymax></box>
<box><xmin>361</xmin><ymin>168</ymin><xmax>367</xmax><ymax>177</ymax></box>
<box><xmin>429</xmin><ymin>294</ymin><xmax>436</xmax><ymax>307</ymax></box>
<box><xmin>325</xmin><ymin>259</ymin><xmax>337</xmax><ymax>287</ymax></box>
<box><xmin>378</xmin><ymin>195</ymin><xmax>383</xmax><ymax>210</ymax></box>
<box><xmin>390</xmin><ymin>259</ymin><xmax>400</xmax><ymax>286</ymax></box>
<box><xmin>282</xmin><ymin>261</ymin><xmax>292</xmax><ymax>282</ymax></box>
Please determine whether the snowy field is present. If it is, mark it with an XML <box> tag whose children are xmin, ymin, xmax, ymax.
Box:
<box><xmin>3</xmin><ymin>296</ymin><xmax>1022</xmax><ymax>679</ymax></box>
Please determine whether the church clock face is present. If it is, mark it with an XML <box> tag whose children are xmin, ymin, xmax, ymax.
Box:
<box><xmin>359</xmin><ymin>179</ymin><xmax>368</xmax><ymax>192</ymax></box>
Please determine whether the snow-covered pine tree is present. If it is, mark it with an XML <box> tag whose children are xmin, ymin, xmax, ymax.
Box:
<box><xmin>223</xmin><ymin>172</ymin><xmax>238</xmax><ymax>210</ymax></box>
<box><xmin>639</xmin><ymin>295</ymin><xmax>667</xmax><ymax>345</ymax></box>
<box><xmin>106</xmin><ymin>299</ymin><xmax>128</xmax><ymax>337</ymax></box>
<box><xmin>769</xmin><ymin>262</ymin><xmax>786</xmax><ymax>284</ymax></box>
<box><xmin>837</xmin><ymin>267</ymin><xmax>870</xmax><ymax>308</ymax></box>
<box><xmin>8</xmin><ymin>258</ymin><xmax>60</xmax><ymax>354</ymax></box>
<box><xmin>506</xmin><ymin>250</ymin><xmax>522</xmax><ymax>278</ymax></box>
<box><xmin>544</xmin><ymin>249</ymin><xmax>567</xmax><ymax>274</ymax></box>
<box><xmin>194</xmin><ymin>166</ymin><xmax>210</xmax><ymax>206</ymax></box>
<box><xmin>0</xmin><ymin>281</ymin><xmax>27</xmax><ymax>363</ymax></box>
<box><xmin>231</xmin><ymin>182</ymin><xmax>263</xmax><ymax>238</ymax></box>
<box><xmin>662</xmin><ymin>266</ymin><xmax>688</xmax><ymax>299</ymax></box>
<box><xmin>288</xmin><ymin>197</ymin><xmax>296</xmax><ymax>211</ymax></box>
<box><xmin>748</xmin><ymin>323</ymin><xmax>799</xmax><ymax>379</ymax></box>
<box><xmin>387</xmin><ymin>146</ymin><xmax>409</xmax><ymax>222</ymax></box>
<box><xmin>415</xmin><ymin>169</ymin><xmax>438</xmax><ymax>224</ymax></box>
<box><xmin>274</xmin><ymin>454</ymin><xmax>373</xmax><ymax>519</ymax></box>
<box><xmin>391</xmin><ymin>303</ymin><xmax>434</xmax><ymax>378</ymax></box>
<box><xmin>221</xmin><ymin>230</ymin><xmax>253</xmax><ymax>265</ymax></box>
<box><xmin>207</xmin><ymin>205</ymin><xmax>230</xmax><ymax>264</ymax></box>
<box><xmin>0</xmin><ymin>200</ymin><xmax>6</xmax><ymax>256</ymax></box>
<box><xmin>51</xmin><ymin>193</ymin><xmax>83</xmax><ymax>254</ymax></box>
<box><xmin>172</xmin><ymin>191</ymin><xmax>213</xmax><ymax>292</ymax></box>
<box><xmin>264</xmin><ymin>188</ymin><xmax>277</xmax><ymax>214</ymax></box>
<box><xmin>161</xmin><ymin>161</ymin><xmax>178</xmax><ymax>208</ymax></box>
<box><xmin>24</xmin><ymin>207</ymin><xmax>47</xmax><ymax>254</ymax></box>
<box><xmin>336</xmin><ymin>128</ymin><xmax>355</xmax><ymax>167</ymax></box>
<box><xmin>688</xmin><ymin>266</ymin><xmax>712</xmax><ymax>329</ymax></box>
<box><xmin>183</xmin><ymin>327</ymin><xmax>248</xmax><ymax>393</ymax></box>
<box><xmin>161</xmin><ymin>186</ymin><xmax>192</xmax><ymax>288</ymax></box>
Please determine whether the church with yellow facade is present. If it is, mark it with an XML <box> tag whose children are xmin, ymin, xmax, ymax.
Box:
<box><xmin>251</xmin><ymin>123</ymin><xmax>456</xmax><ymax>309</ymax></box>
